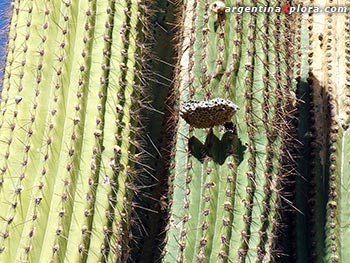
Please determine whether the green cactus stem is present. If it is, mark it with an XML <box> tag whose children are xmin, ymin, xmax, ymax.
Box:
<box><xmin>162</xmin><ymin>0</ymin><xmax>297</xmax><ymax>262</ymax></box>
<box><xmin>0</xmin><ymin>0</ymin><xmax>150</xmax><ymax>262</ymax></box>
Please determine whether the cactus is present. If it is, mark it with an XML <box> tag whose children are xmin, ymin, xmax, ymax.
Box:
<box><xmin>294</xmin><ymin>3</ymin><xmax>350</xmax><ymax>263</ymax></box>
<box><xmin>162</xmin><ymin>0</ymin><xmax>297</xmax><ymax>262</ymax></box>
<box><xmin>0</xmin><ymin>0</ymin><xmax>151</xmax><ymax>261</ymax></box>
<box><xmin>1</xmin><ymin>0</ymin><xmax>350</xmax><ymax>262</ymax></box>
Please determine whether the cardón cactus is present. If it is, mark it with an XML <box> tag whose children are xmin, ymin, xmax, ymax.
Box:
<box><xmin>1</xmin><ymin>0</ymin><xmax>350</xmax><ymax>262</ymax></box>
<box><xmin>0</xmin><ymin>0</ymin><xmax>151</xmax><ymax>262</ymax></box>
<box><xmin>162</xmin><ymin>0</ymin><xmax>297</xmax><ymax>262</ymax></box>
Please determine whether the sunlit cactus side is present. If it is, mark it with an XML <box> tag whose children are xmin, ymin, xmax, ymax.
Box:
<box><xmin>162</xmin><ymin>0</ymin><xmax>297</xmax><ymax>262</ymax></box>
<box><xmin>0</xmin><ymin>0</ymin><xmax>151</xmax><ymax>262</ymax></box>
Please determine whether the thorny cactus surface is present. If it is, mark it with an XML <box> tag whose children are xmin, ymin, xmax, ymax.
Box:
<box><xmin>163</xmin><ymin>0</ymin><xmax>297</xmax><ymax>262</ymax></box>
<box><xmin>295</xmin><ymin>2</ymin><xmax>350</xmax><ymax>263</ymax></box>
<box><xmin>0</xmin><ymin>0</ymin><xmax>150</xmax><ymax>261</ymax></box>
<box><xmin>0</xmin><ymin>0</ymin><xmax>350</xmax><ymax>262</ymax></box>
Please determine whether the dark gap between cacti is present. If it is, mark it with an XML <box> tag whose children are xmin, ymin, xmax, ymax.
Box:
<box><xmin>129</xmin><ymin>1</ymin><xmax>179</xmax><ymax>262</ymax></box>
<box><xmin>295</xmin><ymin>74</ymin><xmax>330</xmax><ymax>263</ymax></box>
<box><xmin>294</xmin><ymin>77</ymin><xmax>313</xmax><ymax>262</ymax></box>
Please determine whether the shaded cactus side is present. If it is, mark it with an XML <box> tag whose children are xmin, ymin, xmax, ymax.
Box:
<box><xmin>0</xmin><ymin>0</ymin><xmax>152</xmax><ymax>261</ymax></box>
<box><xmin>162</xmin><ymin>0</ymin><xmax>297</xmax><ymax>262</ymax></box>
<box><xmin>297</xmin><ymin>3</ymin><xmax>350</xmax><ymax>263</ymax></box>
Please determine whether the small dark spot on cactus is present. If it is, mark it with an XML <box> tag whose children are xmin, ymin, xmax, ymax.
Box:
<box><xmin>40</xmin><ymin>166</ymin><xmax>48</xmax><ymax>176</ymax></box>
<box><xmin>24</xmin><ymin>245</ymin><xmax>31</xmax><ymax>254</ymax></box>
<box><xmin>330</xmin><ymin>191</ymin><xmax>337</xmax><ymax>199</ymax></box>
<box><xmin>52</xmin><ymin>244</ymin><xmax>59</xmax><ymax>253</ymax></box>
<box><xmin>93</xmin><ymin>147</ymin><xmax>99</xmax><ymax>155</ymax></box>
<box><xmin>183</xmin><ymin>200</ymin><xmax>190</xmax><ymax>209</ymax></box>
<box><xmin>331</xmin><ymin>245</ymin><xmax>337</xmax><ymax>253</ymax></box>
<box><xmin>38</xmin><ymin>49</ymin><xmax>44</xmax><ymax>56</ymax></box>
<box><xmin>81</xmin><ymin>226</ymin><xmax>88</xmax><ymax>235</ymax></box>
<box><xmin>66</xmin><ymin>163</ymin><xmax>72</xmax><ymax>172</ymax></box>
<box><xmin>200</xmin><ymin>222</ymin><xmax>208</xmax><ymax>232</ymax></box>
<box><xmin>15</xmin><ymin>95</ymin><xmax>23</xmax><ymax>104</ymax></box>
<box><xmin>19</xmin><ymin>173</ymin><xmax>25</xmax><ymax>181</ymax></box>
<box><xmin>179</xmin><ymin>229</ymin><xmax>187</xmax><ymax>239</ymax></box>
<box><xmin>223</xmin><ymin>202</ymin><xmax>232</xmax><ymax>211</ymax></box>
<box><xmin>331</xmin><ymin>255</ymin><xmax>340</xmax><ymax>262</ymax></box>
<box><xmin>55</xmin><ymin>226</ymin><xmax>62</xmax><ymax>236</ymax></box>
<box><xmin>15</xmin><ymin>185</ymin><xmax>24</xmax><ymax>194</ymax></box>
<box><xmin>222</xmin><ymin>217</ymin><xmax>230</xmax><ymax>226</ymax></box>
<box><xmin>329</xmin><ymin>145</ymin><xmax>337</xmax><ymax>152</ymax></box>
<box><xmin>103</xmin><ymin>35</ymin><xmax>110</xmax><ymax>42</ymax></box>
<box><xmin>182</xmin><ymin>214</ymin><xmax>189</xmax><ymax>223</ymax></box>
<box><xmin>58</xmin><ymin>209</ymin><xmax>66</xmax><ymax>218</ymax></box>
<box><xmin>3</xmin><ymin>230</ymin><xmax>9</xmax><ymax>239</ymax></box>
<box><xmin>329</xmin><ymin>222</ymin><xmax>336</xmax><ymax>229</ymax></box>
<box><xmin>7</xmin><ymin>216</ymin><xmax>13</xmax><ymax>225</ymax></box>
<box><xmin>35</xmin><ymin>196</ymin><xmax>42</xmax><ymax>205</ymax></box>
<box><xmin>330</xmin><ymin>153</ymin><xmax>337</xmax><ymax>162</ymax></box>
<box><xmin>199</xmin><ymin>238</ymin><xmax>207</xmax><ymax>247</ymax></box>
<box><xmin>225</xmin><ymin>189</ymin><xmax>232</xmax><ymax>197</ymax></box>
<box><xmin>73</xmin><ymin>117</ymin><xmax>80</xmax><ymax>125</ymax></box>
<box><xmin>60</xmin><ymin>41</ymin><xmax>66</xmax><ymax>48</ymax></box>
<box><xmin>86</xmin><ymin>192</ymin><xmax>92</xmax><ymax>202</ymax></box>
<box><xmin>94</xmin><ymin>129</ymin><xmax>103</xmax><ymax>137</ymax></box>
<box><xmin>64</xmin><ymin>179</ymin><xmax>70</xmax><ymax>187</ymax></box>
<box><xmin>328</xmin><ymin>200</ymin><xmax>337</xmax><ymax>209</ymax></box>
<box><xmin>24</xmin><ymin>144</ymin><xmax>30</xmax><ymax>152</ymax></box>
<box><xmin>78</xmin><ymin>244</ymin><xmax>85</xmax><ymax>254</ymax></box>
<box><xmin>84</xmin><ymin>209</ymin><xmax>90</xmax><ymax>217</ymax></box>
<box><xmin>330</xmin><ymin>211</ymin><xmax>336</xmax><ymax>219</ymax></box>
<box><xmin>205</xmin><ymin>181</ymin><xmax>215</xmax><ymax>188</ymax></box>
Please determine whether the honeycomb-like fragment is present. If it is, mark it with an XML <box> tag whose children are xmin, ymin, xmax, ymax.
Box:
<box><xmin>180</xmin><ymin>98</ymin><xmax>239</xmax><ymax>128</ymax></box>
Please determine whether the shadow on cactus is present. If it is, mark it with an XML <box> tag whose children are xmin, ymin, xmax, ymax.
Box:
<box><xmin>188</xmin><ymin>129</ymin><xmax>245</xmax><ymax>165</ymax></box>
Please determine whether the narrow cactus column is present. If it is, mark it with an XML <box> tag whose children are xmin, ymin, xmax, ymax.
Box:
<box><xmin>0</xmin><ymin>0</ymin><xmax>150</xmax><ymax>262</ymax></box>
<box><xmin>163</xmin><ymin>0</ymin><xmax>297</xmax><ymax>262</ymax></box>
<box><xmin>304</xmin><ymin>1</ymin><xmax>350</xmax><ymax>262</ymax></box>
